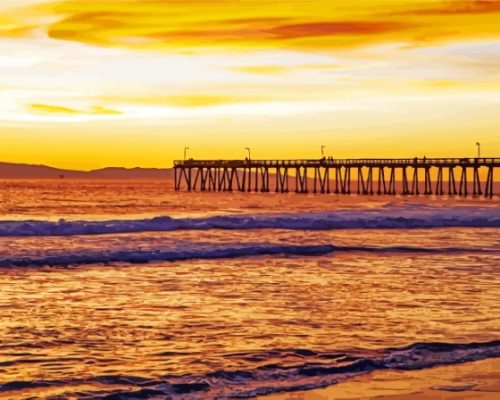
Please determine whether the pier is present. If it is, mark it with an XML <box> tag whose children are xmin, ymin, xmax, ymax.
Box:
<box><xmin>174</xmin><ymin>158</ymin><xmax>499</xmax><ymax>197</ymax></box>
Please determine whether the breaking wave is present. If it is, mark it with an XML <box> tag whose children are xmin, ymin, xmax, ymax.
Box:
<box><xmin>0</xmin><ymin>243</ymin><xmax>494</xmax><ymax>268</ymax></box>
<box><xmin>1</xmin><ymin>340</ymin><xmax>499</xmax><ymax>399</ymax></box>
<box><xmin>0</xmin><ymin>206</ymin><xmax>498</xmax><ymax>237</ymax></box>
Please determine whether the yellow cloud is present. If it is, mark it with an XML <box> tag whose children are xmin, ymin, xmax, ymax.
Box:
<box><xmin>166</xmin><ymin>95</ymin><xmax>249</xmax><ymax>108</ymax></box>
<box><xmin>29</xmin><ymin>103</ymin><xmax>121</xmax><ymax>115</ymax></box>
<box><xmin>90</xmin><ymin>106</ymin><xmax>122</xmax><ymax>115</ymax></box>
<box><xmin>232</xmin><ymin>66</ymin><xmax>289</xmax><ymax>74</ymax></box>
<box><xmin>426</xmin><ymin>80</ymin><xmax>461</xmax><ymax>88</ymax></box>
<box><xmin>418</xmin><ymin>79</ymin><xmax>500</xmax><ymax>91</ymax></box>
<box><xmin>29</xmin><ymin>103</ymin><xmax>82</xmax><ymax>114</ymax></box>
<box><xmin>231</xmin><ymin>63</ymin><xmax>344</xmax><ymax>75</ymax></box>
<box><xmin>0</xmin><ymin>14</ymin><xmax>34</xmax><ymax>38</ymax></box>
<box><xmin>99</xmin><ymin>94</ymin><xmax>263</xmax><ymax>108</ymax></box>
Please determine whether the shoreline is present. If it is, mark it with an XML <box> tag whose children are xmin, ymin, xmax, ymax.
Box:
<box><xmin>260</xmin><ymin>358</ymin><xmax>500</xmax><ymax>400</ymax></box>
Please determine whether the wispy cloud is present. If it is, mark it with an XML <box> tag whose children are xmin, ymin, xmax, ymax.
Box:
<box><xmin>29</xmin><ymin>103</ymin><xmax>122</xmax><ymax>115</ymax></box>
<box><xmin>231</xmin><ymin>66</ymin><xmax>289</xmax><ymax>75</ymax></box>
<box><xmin>29</xmin><ymin>103</ymin><xmax>82</xmax><ymax>114</ymax></box>
<box><xmin>102</xmin><ymin>95</ymin><xmax>264</xmax><ymax>108</ymax></box>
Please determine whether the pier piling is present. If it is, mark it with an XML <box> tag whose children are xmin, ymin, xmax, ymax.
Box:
<box><xmin>174</xmin><ymin>158</ymin><xmax>499</xmax><ymax>197</ymax></box>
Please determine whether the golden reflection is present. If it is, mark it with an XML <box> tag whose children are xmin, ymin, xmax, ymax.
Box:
<box><xmin>0</xmin><ymin>182</ymin><xmax>498</xmax><ymax>397</ymax></box>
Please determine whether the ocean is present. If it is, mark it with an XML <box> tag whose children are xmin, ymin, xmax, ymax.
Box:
<box><xmin>0</xmin><ymin>180</ymin><xmax>499</xmax><ymax>399</ymax></box>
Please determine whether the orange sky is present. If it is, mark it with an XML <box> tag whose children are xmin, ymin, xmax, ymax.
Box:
<box><xmin>1</xmin><ymin>0</ymin><xmax>499</xmax><ymax>169</ymax></box>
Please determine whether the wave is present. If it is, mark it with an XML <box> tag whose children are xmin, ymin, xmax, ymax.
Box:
<box><xmin>1</xmin><ymin>340</ymin><xmax>499</xmax><ymax>399</ymax></box>
<box><xmin>0</xmin><ymin>243</ymin><xmax>494</xmax><ymax>268</ymax></box>
<box><xmin>1</xmin><ymin>206</ymin><xmax>499</xmax><ymax>237</ymax></box>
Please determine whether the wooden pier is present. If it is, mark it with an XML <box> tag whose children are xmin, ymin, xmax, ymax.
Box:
<box><xmin>174</xmin><ymin>158</ymin><xmax>499</xmax><ymax>197</ymax></box>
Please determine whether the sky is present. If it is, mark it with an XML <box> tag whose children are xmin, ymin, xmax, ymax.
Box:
<box><xmin>1</xmin><ymin>0</ymin><xmax>499</xmax><ymax>169</ymax></box>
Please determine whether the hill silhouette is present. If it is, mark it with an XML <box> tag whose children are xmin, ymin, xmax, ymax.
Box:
<box><xmin>0</xmin><ymin>162</ymin><xmax>172</xmax><ymax>180</ymax></box>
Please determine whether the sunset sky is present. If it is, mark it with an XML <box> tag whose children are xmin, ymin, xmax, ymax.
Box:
<box><xmin>1</xmin><ymin>0</ymin><xmax>499</xmax><ymax>169</ymax></box>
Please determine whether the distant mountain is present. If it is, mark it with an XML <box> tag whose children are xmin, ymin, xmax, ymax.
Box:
<box><xmin>0</xmin><ymin>162</ymin><xmax>172</xmax><ymax>180</ymax></box>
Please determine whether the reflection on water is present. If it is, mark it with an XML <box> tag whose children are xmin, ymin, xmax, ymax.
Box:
<box><xmin>0</xmin><ymin>179</ymin><xmax>495</xmax><ymax>220</ymax></box>
<box><xmin>1</xmin><ymin>239</ymin><xmax>499</xmax><ymax>395</ymax></box>
<box><xmin>0</xmin><ymin>180</ymin><xmax>498</xmax><ymax>398</ymax></box>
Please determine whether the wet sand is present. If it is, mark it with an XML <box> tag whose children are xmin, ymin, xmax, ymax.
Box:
<box><xmin>261</xmin><ymin>358</ymin><xmax>500</xmax><ymax>400</ymax></box>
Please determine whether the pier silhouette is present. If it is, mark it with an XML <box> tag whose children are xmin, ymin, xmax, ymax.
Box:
<box><xmin>174</xmin><ymin>157</ymin><xmax>498</xmax><ymax>197</ymax></box>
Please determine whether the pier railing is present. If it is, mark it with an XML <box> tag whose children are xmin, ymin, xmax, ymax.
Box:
<box><xmin>175</xmin><ymin>158</ymin><xmax>499</xmax><ymax>168</ymax></box>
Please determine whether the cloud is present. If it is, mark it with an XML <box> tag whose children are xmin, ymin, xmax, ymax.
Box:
<box><xmin>268</xmin><ymin>21</ymin><xmax>409</xmax><ymax>39</ymax></box>
<box><xmin>232</xmin><ymin>66</ymin><xmax>288</xmax><ymax>75</ymax></box>
<box><xmin>230</xmin><ymin>63</ymin><xmax>343</xmax><ymax>75</ymax></box>
<box><xmin>0</xmin><ymin>25</ymin><xmax>36</xmax><ymax>38</ymax></box>
<box><xmin>0</xmin><ymin>14</ymin><xmax>34</xmax><ymax>38</ymax></box>
<box><xmin>148</xmin><ymin>20</ymin><xmax>411</xmax><ymax>51</ymax></box>
<box><xmin>402</xmin><ymin>0</ymin><xmax>500</xmax><ymax>15</ymax></box>
<box><xmin>0</xmin><ymin>0</ymin><xmax>495</xmax><ymax>52</ymax></box>
<box><xmin>90</xmin><ymin>106</ymin><xmax>122</xmax><ymax>115</ymax></box>
<box><xmin>99</xmin><ymin>94</ymin><xmax>264</xmax><ymax>108</ymax></box>
<box><xmin>162</xmin><ymin>95</ymin><xmax>251</xmax><ymax>107</ymax></box>
<box><xmin>29</xmin><ymin>103</ymin><xmax>122</xmax><ymax>115</ymax></box>
<box><xmin>29</xmin><ymin>103</ymin><xmax>82</xmax><ymax>114</ymax></box>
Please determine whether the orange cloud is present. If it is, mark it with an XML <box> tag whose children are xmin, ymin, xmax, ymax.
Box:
<box><xmin>268</xmin><ymin>21</ymin><xmax>409</xmax><ymax>39</ymax></box>
<box><xmin>403</xmin><ymin>0</ymin><xmax>500</xmax><ymax>15</ymax></box>
<box><xmin>153</xmin><ymin>20</ymin><xmax>411</xmax><ymax>48</ymax></box>
<box><xmin>0</xmin><ymin>1</ymin><xmax>492</xmax><ymax>51</ymax></box>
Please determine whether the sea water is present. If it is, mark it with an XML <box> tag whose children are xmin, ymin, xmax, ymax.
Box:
<box><xmin>0</xmin><ymin>180</ymin><xmax>498</xmax><ymax>399</ymax></box>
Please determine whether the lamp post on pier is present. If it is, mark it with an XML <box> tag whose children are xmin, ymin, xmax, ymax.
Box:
<box><xmin>476</xmin><ymin>142</ymin><xmax>481</xmax><ymax>158</ymax></box>
<box><xmin>245</xmin><ymin>147</ymin><xmax>251</xmax><ymax>160</ymax></box>
<box><xmin>184</xmin><ymin>147</ymin><xmax>190</xmax><ymax>160</ymax></box>
<box><xmin>321</xmin><ymin>145</ymin><xmax>326</xmax><ymax>159</ymax></box>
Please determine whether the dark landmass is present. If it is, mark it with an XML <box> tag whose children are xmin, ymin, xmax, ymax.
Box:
<box><xmin>0</xmin><ymin>162</ymin><xmax>172</xmax><ymax>180</ymax></box>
